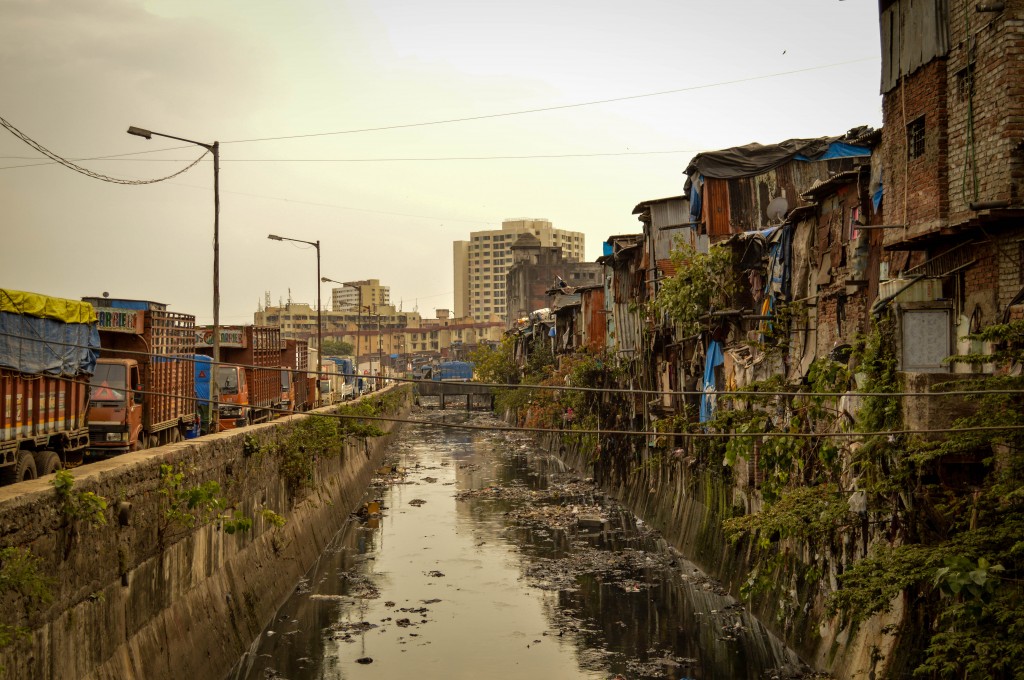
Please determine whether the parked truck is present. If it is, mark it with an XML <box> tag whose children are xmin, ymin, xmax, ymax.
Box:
<box><xmin>82</xmin><ymin>297</ymin><xmax>196</xmax><ymax>455</ymax></box>
<box><xmin>433</xmin><ymin>360</ymin><xmax>474</xmax><ymax>382</ymax></box>
<box><xmin>281</xmin><ymin>339</ymin><xmax>311</xmax><ymax>413</ymax></box>
<box><xmin>196</xmin><ymin>325</ymin><xmax>283</xmax><ymax>429</ymax></box>
<box><xmin>0</xmin><ymin>289</ymin><xmax>99</xmax><ymax>483</ymax></box>
<box><xmin>319</xmin><ymin>358</ymin><xmax>356</xmax><ymax>405</ymax></box>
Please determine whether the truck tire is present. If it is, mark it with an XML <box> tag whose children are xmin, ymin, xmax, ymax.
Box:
<box><xmin>0</xmin><ymin>452</ymin><xmax>39</xmax><ymax>485</ymax></box>
<box><xmin>33</xmin><ymin>450</ymin><xmax>62</xmax><ymax>476</ymax></box>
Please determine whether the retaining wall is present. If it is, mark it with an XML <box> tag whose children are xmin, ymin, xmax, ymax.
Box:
<box><xmin>544</xmin><ymin>430</ymin><xmax>902</xmax><ymax>679</ymax></box>
<box><xmin>0</xmin><ymin>386</ymin><xmax>410</xmax><ymax>680</ymax></box>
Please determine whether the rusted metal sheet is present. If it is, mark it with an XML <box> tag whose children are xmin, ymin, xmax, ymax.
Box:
<box><xmin>581</xmin><ymin>287</ymin><xmax>606</xmax><ymax>350</ymax></box>
<box><xmin>880</xmin><ymin>0</ymin><xmax>950</xmax><ymax>94</ymax></box>
<box><xmin>724</xmin><ymin>159</ymin><xmax>862</xmax><ymax>234</ymax></box>
<box><xmin>702</xmin><ymin>177</ymin><xmax>731</xmax><ymax>237</ymax></box>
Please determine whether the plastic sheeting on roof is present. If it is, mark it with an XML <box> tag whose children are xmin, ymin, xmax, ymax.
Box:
<box><xmin>0</xmin><ymin>288</ymin><xmax>97</xmax><ymax>325</ymax></box>
<box><xmin>0</xmin><ymin>311</ymin><xmax>100</xmax><ymax>377</ymax></box>
<box><xmin>684</xmin><ymin>137</ymin><xmax>870</xmax><ymax>181</ymax></box>
<box><xmin>793</xmin><ymin>142</ymin><xmax>870</xmax><ymax>162</ymax></box>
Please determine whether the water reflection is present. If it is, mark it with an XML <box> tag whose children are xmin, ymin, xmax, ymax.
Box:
<box><xmin>230</xmin><ymin>410</ymin><xmax>811</xmax><ymax>680</ymax></box>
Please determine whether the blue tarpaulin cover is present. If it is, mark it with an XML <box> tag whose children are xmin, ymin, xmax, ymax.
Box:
<box><xmin>0</xmin><ymin>311</ymin><xmax>100</xmax><ymax>377</ymax></box>
<box><xmin>699</xmin><ymin>340</ymin><xmax>725</xmax><ymax>423</ymax></box>
<box><xmin>192</xmin><ymin>354</ymin><xmax>211</xmax><ymax>404</ymax></box>
<box><xmin>794</xmin><ymin>142</ymin><xmax>870</xmax><ymax>161</ymax></box>
<box><xmin>434</xmin><ymin>361</ymin><xmax>474</xmax><ymax>381</ymax></box>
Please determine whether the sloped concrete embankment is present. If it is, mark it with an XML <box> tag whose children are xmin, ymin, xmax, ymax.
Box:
<box><xmin>544</xmin><ymin>431</ymin><xmax>900</xmax><ymax>679</ymax></box>
<box><xmin>0</xmin><ymin>387</ymin><xmax>410</xmax><ymax>680</ymax></box>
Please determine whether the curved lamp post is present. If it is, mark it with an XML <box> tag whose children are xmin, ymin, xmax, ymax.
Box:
<box><xmin>127</xmin><ymin>125</ymin><xmax>221</xmax><ymax>430</ymax></box>
<box><xmin>268</xmin><ymin>234</ymin><xmax>321</xmax><ymax>403</ymax></box>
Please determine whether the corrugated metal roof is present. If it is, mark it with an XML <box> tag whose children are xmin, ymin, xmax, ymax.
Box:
<box><xmin>800</xmin><ymin>170</ymin><xmax>861</xmax><ymax>200</ymax></box>
<box><xmin>632</xmin><ymin>195</ymin><xmax>688</xmax><ymax>215</ymax></box>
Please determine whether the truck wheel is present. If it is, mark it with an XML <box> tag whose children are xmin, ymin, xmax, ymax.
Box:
<box><xmin>33</xmin><ymin>450</ymin><xmax>62</xmax><ymax>476</ymax></box>
<box><xmin>0</xmin><ymin>452</ymin><xmax>39</xmax><ymax>485</ymax></box>
<box><xmin>169</xmin><ymin>429</ymin><xmax>182</xmax><ymax>444</ymax></box>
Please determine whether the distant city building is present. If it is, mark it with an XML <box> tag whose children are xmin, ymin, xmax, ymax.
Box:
<box><xmin>330</xmin><ymin>279</ymin><xmax>390</xmax><ymax>312</ymax></box>
<box><xmin>453</xmin><ymin>218</ymin><xmax>585</xmax><ymax>323</ymax></box>
<box><xmin>255</xmin><ymin>301</ymin><xmax>503</xmax><ymax>363</ymax></box>
<box><xmin>505</xmin><ymin>233</ymin><xmax>603</xmax><ymax>326</ymax></box>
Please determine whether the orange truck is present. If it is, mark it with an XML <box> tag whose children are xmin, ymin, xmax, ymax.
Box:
<box><xmin>0</xmin><ymin>289</ymin><xmax>98</xmax><ymax>484</ymax></box>
<box><xmin>195</xmin><ymin>325</ymin><xmax>283</xmax><ymax>429</ymax></box>
<box><xmin>281</xmin><ymin>339</ymin><xmax>311</xmax><ymax>413</ymax></box>
<box><xmin>82</xmin><ymin>297</ymin><xmax>196</xmax><ymax>454</ymax></box>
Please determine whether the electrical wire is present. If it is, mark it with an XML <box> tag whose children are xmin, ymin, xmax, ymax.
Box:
<box><xmin>40</xmin><ymin>379</ymin><xmax>1024</xmax><ymax>441</ymax></box>
<box><xmin>0</xmin><ymin>57</ymin><xmax>876</xmax><ymax>173</ymax></box>
<box><xmin>0</xmin><ymin>114</ymin><xmax>208</xmax><ymax>185</ymax></box>
<box><xmin>2</xmin><ymin>149</ymin><xmax>701</xmax><ymax>169</ymax></box>
<box><xmin>221</xmin><ymin>58</ymin><xmax>879</xmax><ymax>145</ymax></box>
<box><xmin>1</xmin><ymin>328</ymin><xmax>1022</xmax><ymax>400</ymax></box>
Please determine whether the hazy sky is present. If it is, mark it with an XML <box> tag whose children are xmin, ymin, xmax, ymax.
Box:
<box><xmin>1</xmin><ymin>0</ymin><xmax>882</xmax><ymax>324</ymax></box>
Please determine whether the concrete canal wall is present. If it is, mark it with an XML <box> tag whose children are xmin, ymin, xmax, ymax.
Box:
<box><xmin>545</xmin><ymin>431</ymin><xmax>900</xmax><ymax>679</ymax></box>
<box><xmin>0</xmin><ymin>386</ymin><xmax>411</xmax><ymax>680</ymax></box>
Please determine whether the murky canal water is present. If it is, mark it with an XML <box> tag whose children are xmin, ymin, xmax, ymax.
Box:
<box><xmin>230</xmin><ymin>410</ymin><xmax>813</xmax><ymax>680</ymax></box>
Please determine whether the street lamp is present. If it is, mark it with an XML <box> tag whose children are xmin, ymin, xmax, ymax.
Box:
<box><xmin>268</xmin><ymin>234</ymin><xmax>321</xmax><ymax>403</ymax></box>
<box><xmin>127</xmin><ymin>125</ymin><xmax>221</xmax><ymax>431</ymax></box>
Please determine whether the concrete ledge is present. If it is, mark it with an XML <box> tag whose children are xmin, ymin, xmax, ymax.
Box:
<box><xmin>0</xmin><ymin>386</ymin><xmax>411</xmax><ymax>680</ymax></box>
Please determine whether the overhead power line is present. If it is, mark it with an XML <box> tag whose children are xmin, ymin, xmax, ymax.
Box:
<box><xmin>0</xmin><ymin>114</ymin><xmax>208</xmax><ymax>184</ymax></box>
<box><xmin>1</xmin><ymin>149</ymin><xmax>700</xmax><ymax>169</ymax></box>
<box><xmin>0</xmin><ymin>55</ymin><xmax>877</xmax><ymax>172</ymax></box>
<box><xmin>221</xmin><ymin>57</ymin><xmax>879</xmax><ymax>145</ymax></box>
<box><xmin>3</xmin><ymin>329</ymin><xmax>1022</xmax><ymax>400</ymax></box>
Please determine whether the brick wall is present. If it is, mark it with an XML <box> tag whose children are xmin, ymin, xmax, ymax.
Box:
<box><xmin>946</xmin><ymin>1</ymin><xmax>1024</xmax><ymax>224</ymax></box>
<box><xmin>881</xmin><ymin>59</ymin><xmax>950</xmax><ymax>245</ymax></box>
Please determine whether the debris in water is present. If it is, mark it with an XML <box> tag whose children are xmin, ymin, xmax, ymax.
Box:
<box><xmin>409</xmin><ymin>498</ymin><xmax>427</xmax><ymax>506</ymax></box>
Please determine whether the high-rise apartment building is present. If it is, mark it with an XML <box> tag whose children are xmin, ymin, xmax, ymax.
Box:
<box><xmin>330</xmin><ymin>279</ymin><xmax>390</xmax><ymax>312</ymax></box>
<box><xmin>453</xmin><ymin>218</ymin><xmax>585</xmax><ymax>322</ymax></box>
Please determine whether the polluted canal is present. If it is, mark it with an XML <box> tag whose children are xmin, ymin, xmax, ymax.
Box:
<box><xmin>231</xmin><ymin>410</ymin><xmax>816</xmax><ymax>680</ymax></box>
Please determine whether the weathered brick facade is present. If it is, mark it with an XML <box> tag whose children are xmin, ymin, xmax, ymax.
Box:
<box><xmin>946</xmin><ymin>1</ymin><xmax>1024</xmax><ymax>223</ymax></box>
<box><xmin>880</xmin><ymin>59</ymin><xmax>949</xmax><ymax>244</ymax></box>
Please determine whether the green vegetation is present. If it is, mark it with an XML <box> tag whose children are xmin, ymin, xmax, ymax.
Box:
<box><xmin>276</xmin><ymin>415</ymin><xmax>341</xmax><ymax>491</ymax></box>
<box><xmin>157</xmin><ymin>463</ymin><xmax>226</xmax><ymax>543</ymax></box>
<box><xmin>654</xmin><ymin>240</ymin><xmax>735</xmax><ymax>337</ymax></box>
<box><xmin>261</xmin><ymin>509</ymin><xmax>287</xmax><ymax>528</ymax></box>
<box><xmin>275</xmin><ymin>392</ymin><xmax>396</xmax><ymax>493</ymax></box>
<box><xmin>0</xmin><ymin>547</ymin><xmax>53</xmax><ymax>653</ymax></box>
<box><xmin>221</xmin><ymin>511</ymin><xmax>253</xmax><ymax>535</ymax></box>
<box><xmin>52</xmin><ymin>470</ymin><xmax>108</xmax><ymax>528</ymax></box>
<box><xmin>824</xmin><ymin>319</ymin><xmax>1024</xmax><ymax>677</ymax></box>
<box><xmin>320</xmin><ymin>340</ymin><xmax>354</xmax><ymax>356</ymax></box>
